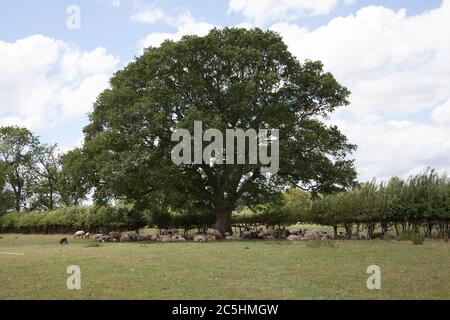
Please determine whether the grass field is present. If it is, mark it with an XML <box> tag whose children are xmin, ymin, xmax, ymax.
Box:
<box><xmin>0</xmin><ymin>234</ymin><xmax>449</xmax><ymax>300</ymax></box>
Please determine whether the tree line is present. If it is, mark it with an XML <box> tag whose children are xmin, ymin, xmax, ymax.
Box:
<box><xmin>309</xmin><ymin>169</ymin><xmax>450</xmax><ymax>239</ymax></box>
<box><xmin>0</xmin><ymin>126</ymin><xmax>89</xmax><ymax>213</ymax></box>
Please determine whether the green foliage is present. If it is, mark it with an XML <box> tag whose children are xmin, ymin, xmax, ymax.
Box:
<box><xmin>310</xmin><ymin>169</ymin><xmax>450</xmax><ymax>238</ymax></box>
<box><xmin>0</xmin><ymin>126</ymin><xmax>39</xmax><ymax>212</ymax></box>
<box><xmin>81</xmin><ymin>27</ymin><xmax>356</xmax><ymax>233</ymax></box>
<box><xmin>411</xmin><ymin>232</ymin><xmax>425</xmax><ymax>245</ymax></box>
<box><xmin>233</xmin><ymin>188</ymin><xmax>311</xmax><ymax>226</ymax></box>
<box><xmin>0</xmin><ymin>205</ymin><xmax>147</xmax><ymax>233</ymax></box>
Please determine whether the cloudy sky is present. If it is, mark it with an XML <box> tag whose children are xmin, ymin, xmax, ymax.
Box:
<box><xmin>1</xmin><ymin>0</ymin><xmax>449</xmax><ymax>182</ymax></box>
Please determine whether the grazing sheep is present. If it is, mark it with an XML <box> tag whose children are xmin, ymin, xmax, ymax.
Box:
<box><xmin>84</xmin><ymin>233</ymin><xmax>90</xmax><ymax>239</ymax></box>
<box><xmin>207</xmin><ymin>228</ymin><xmax>222</xmax><ymax>239</ymax></box>
<box><xmin>287</xmin><ymin>235</ymin><xmax>302</xmax><ymax>241</ymax></box>
<box><xmin>59</xmin><ymin>238</ymin><xmax>68</xmax><ymax>245</ymax></box>
<box><xmin>93</xmin><ymin>234</ymin><xmax>103</xmax><ymax>241</ymax></box>
<box><xmin>194</xmin><ymin>235</ymin><xmax>206</xmax><ymax>242</ymax></box>
<box><xmin>73</xmin><ymin>231</ymin><xmax>85</xmax><ymax>239</ymax></box>
<box><xmin>109</xmin><ymin>231</ymin><xmax>121</xmax><ymax>242</ymax></box>
<box><xmin>100</xmin><ymin>235</ymin><xmax>111</xmax><ymax>242</ymax></box>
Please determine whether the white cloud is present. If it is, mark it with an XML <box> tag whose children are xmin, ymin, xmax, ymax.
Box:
<box><xmin>269</xmin><ymin>0</ymin><xmax>450</xmax><ymax>180</ymax></box>
<box><xmin>228</xmin><ymin>0</ymin><xmax>341</xmax><ymax>25</ymax></box>
<box><xmin>431</xmin><ymin>99</ymin><xmax>450</xmax><ymax>125</ymax></box>
<box><xmin>97</xmin><ymin>0</ymin><xmax>120</xmax><ymax>8</ymax></box>
<box><xmin>130</xmin><ymin>5</ymin><xmax>174</xmax><ymax>25</ymax></box>
<box><xmin>138</xmin><ymin>11</ymin><xmax>216</xmax><ymax>50</ymax></box>
<box><xmin>333</xmin><ymin>116</ymin><xmax>450</xmax><ymax>181</ymax></box>
<box><xmin>0</xmin><ymin>35</ymin><xmax>119</xmax><ymax>131</ymax></box>
<box><xmin>271</xmin><ymin>1</ymin><xmax>450</xmax><ymax>116</ymax></box>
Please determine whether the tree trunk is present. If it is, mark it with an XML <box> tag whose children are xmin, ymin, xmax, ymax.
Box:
<box><xmin>333</xmin><ymin>225</ymin><xmax>338</xmax><ymax>240</ymax></box>
<box><xmin>214</xmin><ymin>208</ymin><xmax>232</xmax><ymax>235</ymax></box>
<box><xmin>344</xmin><ymin>223</ymin><xmax>352</xmax><ymax>240</ymax></box>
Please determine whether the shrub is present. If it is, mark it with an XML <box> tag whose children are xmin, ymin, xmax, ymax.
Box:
<box><xmin>411</xmin><ymin>232</ymin><xmax>425</xmax><ymax>245</ymax></box>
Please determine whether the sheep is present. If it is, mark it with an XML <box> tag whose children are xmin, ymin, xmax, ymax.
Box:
<box><xmin>84</xmin><ymin>233</ymin><xmax>90</xmax><ymax>239</ymax></box>
<box><xmin>169</xmin><ymin>229</ymin><xmax>179</xmax><ymax>235</ymax></box>
<box><xmin>303</xmin><ymin>231</ymin><xmax>321</xmax><ymax>240</ymax></box>
<box><xmin>258</xmin><ymin>227</ymin><xmax>275</xmax><ymax>239</ymax></box>
<box><xmin>109</xmin><ymin>231</ymin><xmax>121</xmax><ymax>242</ymax></box>
<box><xmin>171</xmin><ymin>234</ymin><xmax>186</xmax><ymax>242</ymax></box>
<box><xmin>120</xmin><ymin>231</ymin><xmax>139</xmax><ymax>242</ymax></box>
<box><xmin>160</xmin><ymin>229</ymin><xmax>169</xmax><ymax>236</ymax></box>
<box><xmin>73</xmin><ymin>230</ymin><xmax>85</xmax><ymax>239</ymax></box>
<box><xmin>194</xmin><ymin>235</ymin><xmax>206</xmax><ymax>242</ymax></box>
<box><xmin>161</xmin><ymin>236</ymin><xmax>173</xmax><ymax>242</ymax></box>
<box><xmin>184</xmin><ymin>234</ymin><xmax>195</xmax><ymax>241</ymax></box>
<box><xmin>241</xmin><ymin>231</ymin><xmax>252</xmax><ymax>239</ymax></box>
<box><xmin>100</xmin><ymin>235</ymin><xmax>111</xmax><ymax>242</ymax></box>
<box><xmin>205</xmin><ymin>235</ymin><xmax>216</xmax><ymax>241</ymax></box>
<box><xmin>372</xmin><ymin>232</ymin><xmax>384</xmax><ymax>239</ymax></box>
<box><xmin>151</xmin><ymin>234</ymin><xmax>161</xmax><ymax>241</ymax></box>
<box><xmin>207</xmin><ymin>228</ymin><xmax>222</xmax><ymax>239</ymax></box>
<box><xmin>287</xmin><ymin>235</ymin><xmax>303</xmax><ymax>241</ymax></box>
<box><xmin>59</xmin><ymin>238</ymin><xmax>68</xmax><ymax>245</ymax></box>
<box><xmin>225</xmin><ymin>233</ymin><xmax>241</xmax><ymax>240</ymax></box>
<box><xmin>93</xmin><ymin>234</ymin><xmax>103</xmax><ymax>241</ymax></box>
<box><xmin>138</xmin><ymin>234</ymin><xmax>152</xmax><ymax>241</ymax></box>
<box><xmin>321</xmin><ymin>234</ymin><xmax>333</xmax><ymax>240</ymax></box>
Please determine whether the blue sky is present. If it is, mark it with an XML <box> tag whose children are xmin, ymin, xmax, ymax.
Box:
<box><xmin>0</xmin><ymin>0</ymin><xmax>449</xmax><ymax>181</ymax></box>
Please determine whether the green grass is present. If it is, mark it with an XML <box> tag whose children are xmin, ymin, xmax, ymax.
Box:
<box><xmin>0</xmin><ymin>234</ymin><xmax>448</xmax><ymax>300</ymax></box>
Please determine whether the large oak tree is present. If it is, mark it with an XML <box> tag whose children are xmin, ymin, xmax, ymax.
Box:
<box><xmin>83</xmin><ymin>28</ymin><xmax>357</xmax><ymax>234</ymax></box>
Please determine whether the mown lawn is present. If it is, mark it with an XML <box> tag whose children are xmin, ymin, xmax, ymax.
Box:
<box><xmin>0</xmin><ymin>234</ymin><xmax>448</xmax><ymax>300</ymax></box>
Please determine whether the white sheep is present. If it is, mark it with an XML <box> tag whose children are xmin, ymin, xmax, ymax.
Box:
<box><xmin>73</xmin><ymin>231</ymin><xmax>85</xmax><ymax>239</ymax></box>
<box><xmin>171</xmin><ymin>234</ymin><xmax>186</xmax><ymax>242</ymax></box>
<box><xmin>207</xmin><ymin>228</ymin><xmax>222</xmax><ymax>239</ymax></box>
<box><xmin>194</xmin><ymin>235</ymin><xmax>206</xmax><ymax>242</ymax></box>
<box><xmin>287</xmin><ymin>235</ymin><xmax>303</xmax><ymax>241</ymax></box>
<box><xmin>93</xmin><ymin>234</ymin><xmax>103</xmax><ymax>241</ymax></box>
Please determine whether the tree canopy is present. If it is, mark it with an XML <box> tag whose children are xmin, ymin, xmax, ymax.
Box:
<box><xmin>82</xmin><ymin>28</ymin><xmax>357</xmax><ymax>233</ymax></box>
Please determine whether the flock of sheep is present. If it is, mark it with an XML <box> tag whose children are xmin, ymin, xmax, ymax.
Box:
<box><xmin>66</xmin><ymin>227</ymin><xmax>373</xmax><ymax>244</ymax></box>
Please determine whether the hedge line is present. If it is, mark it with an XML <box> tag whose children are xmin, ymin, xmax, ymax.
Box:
<box><xmin>0</xmin><ymin>206</ymin><xmax>147</xmax><ymax>234</ymax></box>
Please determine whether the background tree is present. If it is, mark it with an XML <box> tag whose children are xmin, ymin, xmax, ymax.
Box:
<box><xmin>0</xmin><ymin>126</ymin><xmax>39</xmax><ymax>212</ymax></box>
<box><xmin>0</xmin><ymin>161</ymin><xmax>15</xmax><ymax>214</ymax></box>
<box><xmin>83</xmin><ymin>28</ymin><xmax>357</xmax><ymax>234</ymax></box>
<box><xmin>58</xmin><ymin>148</ymin><xmax>90</xmax><ymax>207</ymax></box>
<box><xmin>31</xmin><ymin>143</ymin><xmax>60</xmax><ymax>211</ymax></box>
